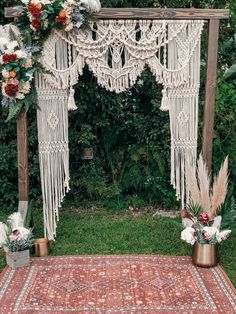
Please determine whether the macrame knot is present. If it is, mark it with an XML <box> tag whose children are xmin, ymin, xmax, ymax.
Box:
<box><xmin>160</xmin><ymin>89</ymin><xmax>170</xmax><ymax>111</ymax></box>
<box><xmin>68</xmin><ymin>87</ymin><xmax>77</xmax><ymax>111</ymax></box>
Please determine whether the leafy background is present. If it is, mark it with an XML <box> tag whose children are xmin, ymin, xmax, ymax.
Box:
<box><xmin>0</xmin><ymin>0</ymin><xmax>236</xmax><ymax>211</ymax></box>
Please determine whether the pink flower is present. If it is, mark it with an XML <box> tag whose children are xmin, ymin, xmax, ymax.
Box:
<box><xmin>181</xmin><ymin>209</ymin><xmax>193</xmax><ymax>220</ymax></box>
<box><xmin>199</xmin><ymin>212</ymin><xmax>210</xmax><ymax>224</ymax></box>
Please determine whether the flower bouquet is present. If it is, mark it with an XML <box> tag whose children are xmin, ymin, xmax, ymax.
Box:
<box><xmin>0</xmin><ymin>29</ymin><xmax>37</xmax><ymax>121</ymax></box>
<box><xmin>18</xmin><ymin>0</ymin><xmax>96</xmax><ymax>35</ymax></box>
<box><xmin>0</xmin><ymin>212</ymin><xmax>33</xmax><ymax>269</ymax></box>
<box><xmin>181</xmin><ymin>155</ymin><xmax>233</xmax><ymax>267</ymax></box>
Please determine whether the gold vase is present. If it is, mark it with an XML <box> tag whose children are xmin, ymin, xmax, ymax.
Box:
<box><xmin>34</xmin><ymin>238</ymin><xmax>49</xmax><ymax>257</ymax></box>
<box><xmin>192</xmin><ymin>243</ymin><xmax>218</xmax><ymax>267</ymax></box>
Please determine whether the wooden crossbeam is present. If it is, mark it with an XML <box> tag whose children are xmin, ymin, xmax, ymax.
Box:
<box><xmin>3</xmin><ymin>5</ymin><xmax>229</xmax><ymax>212</ymax></box>
<box><xmin>5</xmin><ymin>7</ymin><xmax>229</xmax><ymax>20</ymax></box>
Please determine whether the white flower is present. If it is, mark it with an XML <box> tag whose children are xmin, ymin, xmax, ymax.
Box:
<box><xmin>0</xmin><ymin>37</ymin><xmax>9</xmax><ymax>52</ymax></box>
<box><xmin>41</xmin><ymin>0</ymin><xmax>52</xmax><ymax>4</ymax></box>
<box><xmin>65</xmin><ymin>23</ymin><xmax>74</xmax><ymax>32</ymax></box>
<box><xmin>181</xmin><ymin>227</ymin><xmax>196</xmax><ymax>245</ymax></box>
<box><xmin>8</xmin><ymin>212</ymin><xmax>24</xmax><ymax>231</ymax></box>
<box><xmin>217</xmin><ymin>230</ymin><xmax>231</xmax><ymax>243</ymax></box>
<box><xmin>20</xmin><ymin>81</ymin><xmax>31</xmax><ymax>94</ymax></box>
<box><xmin>202</xmin><ymin>226</ymin><xmax>219</xmax><ymax>241</ymax></box>
<box><xmin>44</xmin><ymin>19</ymin><xmax>49</xmax><ymax>30</ymax></box>
<box><xmin>21</xmin><ymin>0</ymin><xmax>30</xmax><ymax>4</ymax></box>
<box><xmin>182</xmin><ymin>218</ymin><xmax>194</xmax><ymax>228</ymax></box>
<box><xmin>6</xmin><ymin>40</ymin><xmax>19</xmax><ymax>52</ymax></box>
<box><xmin>2</xmin><ymin>69</ymin><xmax>10</xmax><ymax>79</ymax></box>
<box><xmin>15</xmin><ymin>49</ymin><xmax>28</xmax><ymax>59</ymax></box>
<box><xmin>79</xmin><ymin>0</ymin><xmax>101</xmax><ymax>13</ymax></box>
<box><xmin>212</xmin><ymin>216</ymin><xmax>222</xmax><ymax>230</ymax></box>
<box><xmin>2</xmin><ymin>83</ymin><xmax>8</xmax><ymax>97</ymax></box>
<box><xmin>16</xmin><ymin>93</ymin><xmax>26</xmax><ymax>100</ymax></box>
<box><xmin>16</xmin><ymin>227</ymin><xmax>30</xmax><ymax>240</ymax></box>
<box><xmin>67</xmin><ymin>0</ymin><xmax>75</xmax><ymax>5</ymax></box>
<box><xmin>0</xmin><ymin>222</ymin><xmax>8</xmax><ymax>247</ymax></box>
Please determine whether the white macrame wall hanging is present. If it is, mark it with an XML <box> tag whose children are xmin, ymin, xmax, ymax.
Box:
<box><xmin>36</xmin><ymin>19</ymin><xmax>204</xmax><ymax>240</ymax></box>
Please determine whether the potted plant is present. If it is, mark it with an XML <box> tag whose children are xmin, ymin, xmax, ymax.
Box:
<box><xmin>181</xmin><ymin>155</ymin><xmax>232</xmax><ymax>267</ymax></box>
<box><xmin>0</xmin><ymin>212</ymin><xmax>33</xmax><ymax>269</ymax></box>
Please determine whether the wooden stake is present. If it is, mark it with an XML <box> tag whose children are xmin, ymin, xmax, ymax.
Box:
<box><xmin>202</xmin><ymin>19</ymin><xmax>220</xmax><ymax>171</ymax></box>
<box><xmin>17</xmin><ymin>110</ymin><xmax>29</xmax><ymax>220</ymax></box>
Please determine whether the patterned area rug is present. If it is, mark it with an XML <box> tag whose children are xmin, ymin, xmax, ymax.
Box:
<box><xmin>0</xmin><ymin>255</ymin><xmax>235</xmax><ymax>313</ymax></box>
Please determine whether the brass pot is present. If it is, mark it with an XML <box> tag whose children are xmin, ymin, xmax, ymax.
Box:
<box><xmin>192</xmin><ymin>243</ymin><xmax>218</xmax><ymax>267</ymax></box>
<box><xmin>34</xmin><ymin>238</ymin><xmax>49</xmax><ymax>257</ymax></box>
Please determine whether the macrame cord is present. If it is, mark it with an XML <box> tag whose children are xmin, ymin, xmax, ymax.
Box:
<box><xmin>36</xmin><ymin>19</ymin><xmax>204</xmax><ymax>240</ymax></box>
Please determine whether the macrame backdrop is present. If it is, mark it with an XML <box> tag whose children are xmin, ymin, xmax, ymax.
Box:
<box><xmin>36</xmin><ymin>19</ymin><xmax>204</xmax><ymax>240</ymax></box>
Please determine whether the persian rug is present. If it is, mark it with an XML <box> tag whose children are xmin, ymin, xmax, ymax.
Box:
<box><xmin>0</xmin><ymin>255</ymin><xmax>235</xmax><ymax>314</ymax></box>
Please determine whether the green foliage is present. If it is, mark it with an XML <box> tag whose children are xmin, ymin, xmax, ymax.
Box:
<box><xmin>218</xmin><ymin>194</ymin><xmax>236</xmax><ymax>229</ymax></box>
<box><xmin>0</xmin><ymin>0</ymin><xmax>236</xmax><ymax>210</ymax></box>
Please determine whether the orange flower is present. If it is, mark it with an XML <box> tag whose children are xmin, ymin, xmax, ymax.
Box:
<box><xmin>55</xmin><ymin>13</ymin><xmax>67</xmax><ymax>26</ymax></box>
<box><xmin>28</xmin><ymin>3</ymin><xmax>41</xmax><ymax>18</ymax></box>
<box><xmin>59</xmin><ymin>10</ymin><xmax>66</xmax><ymax>17</ymax></box>
<box><xmin>9</xmin><ymin>71</ymin><xmax>17</xmax><ymax>78</ymax></box>
<box><xmin>36</xmin><ymin>3</ymin><xmax>42</xmax><ymax>10</ymax></box>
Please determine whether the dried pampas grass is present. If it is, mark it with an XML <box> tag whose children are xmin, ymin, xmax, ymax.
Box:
<box><xmin>197</xmin><ymin>155</ymin><xmax>211</xmax><ymax>214</ymax></box>
<box><xmin>210</xmin><ymin>157</ymin><xmax>228</xmax><ymax>218</ymax></box>
<box><xmin>185</xmin><ymin>154</ymin><xmax>229</xmax><ymax>219</ymax></box>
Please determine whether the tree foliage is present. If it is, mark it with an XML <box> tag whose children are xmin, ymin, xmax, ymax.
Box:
<box><xmin>0</xmin><ymin>0</ymin><xmax>236</xmax><ymax>210</ymax></box>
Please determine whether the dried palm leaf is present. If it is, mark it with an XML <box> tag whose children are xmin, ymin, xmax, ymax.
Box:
<box><xmin>197</xmin><ymin>154</ymin><xmax>211</xmax><ymax>213</ymax></box>
<box><xmin>210</xmin><ymin>157</ymin><xmax>228</xmax><ymax>219</ymax></box>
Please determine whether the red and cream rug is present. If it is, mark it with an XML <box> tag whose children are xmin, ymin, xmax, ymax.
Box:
<box><xmin>0</xmin><ymin>255</ymin><xmax>235</xmax><ymax>313</ymax></box>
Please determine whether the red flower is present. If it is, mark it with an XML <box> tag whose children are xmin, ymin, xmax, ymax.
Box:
<box><xmin>55</xmin><ymin>10</ymin><xmax>67</xmax><ymax>25</ymax></box>
<box><xmin>28</xmin><ymin>3</ymin><xmax>42</xmax><ymax>18</ymax></box>
<box><xmin>199</xmin><ymin>212</ymin><xmax>210</xmax><ymax>224</ymax></box>
<box><xmin>31</xmin><ymin>19</ymin><xmax>41</xmax><ymax>31</ymax></box>
<box><xmin>4</xmin><ymin>83</ymin><xmax>19</xmax><ymax>97</ymax></box>
<box><xmin>181</xmin><ymin>209</ymin><xmax>193</xmax><ymax>220</ymax></box>
<box><xmin>2</xmin><ymin>53</ymin><xmax>18</xmax><ymax>64</ymax></box>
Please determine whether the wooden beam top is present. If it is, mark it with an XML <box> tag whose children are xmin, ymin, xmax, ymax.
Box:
<box><xmin>5</xmin><ymin>7</ymin><xmax>229</xmax><ymax>20</ymax></box>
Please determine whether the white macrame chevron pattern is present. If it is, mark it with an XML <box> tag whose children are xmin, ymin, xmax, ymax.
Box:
<box><xmin>36</xmin><ymin>19</ymin><xmax>204</xmax><ymax>239</ymax></box>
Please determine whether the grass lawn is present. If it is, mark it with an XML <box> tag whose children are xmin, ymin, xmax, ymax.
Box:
<box><xmin>0</xmin><ymin>207</ymin><xmax>235</xmax><ymax>288</ymax></box>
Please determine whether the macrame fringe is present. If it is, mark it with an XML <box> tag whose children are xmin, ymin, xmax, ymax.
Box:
<box><xmin>160</xmin><ymin>89</ymin><xmax>170</xmax><ymax>111</ymax></box>
<box><xmin>68</xmin><ymin>87</ymin><xmax>77</xmax><ymax>111</ymax></box>
<box><xmin>36</xmin><ymin>82</ymin><xmax>70</xmax><ymax>240</ymax></box>
<box><xmin>35</xmin><ymin>19</ymin><xmax>204</xmax><ymax>238</ymax></box>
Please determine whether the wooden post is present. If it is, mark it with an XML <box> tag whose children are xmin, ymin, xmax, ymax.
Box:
<box><xmin>202</xmin><ymin>19</ymin><xmax>220</xmax><ymax>171</ymax></box>
<box><xmin>17</xmin><ymin>110</ymin><xmax>29</xmax><ymax>220</ymax></box>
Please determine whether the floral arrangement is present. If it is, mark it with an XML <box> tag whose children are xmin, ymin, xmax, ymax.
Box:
<box><xmin>0</xmin><ymin>212</ymin><xmax>33</xmax><ymax>252</ymax></box>
<box><xmin>181</xmin><ymin>155</ymin><xmax>232</xmax><ymax>246</ymax></box>
<box><xmin>19</xmin><ymin>0</ymin><xmax>91</xmax><ymax>34</ymax></box>
<box><xmin>0</xmin><ymin>38</ymin><xmax>35</xmax><ymax>118</ymax></box>
<box><xmin>1</xmin><ymin>0</ymin><xmax>101</xmax><ymax>120</ymax></box>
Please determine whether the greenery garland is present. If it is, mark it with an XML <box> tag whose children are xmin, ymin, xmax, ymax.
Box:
<box><xmin>0</xmin><ymin>0</ymin><xmax>93</xmax><ymax>121</ymax></box>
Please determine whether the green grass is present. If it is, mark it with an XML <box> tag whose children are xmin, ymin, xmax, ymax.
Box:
<box><xmin>0</xmin><ymin>208</ymin><xmax>235</xmax><ymax>287</ymax></box>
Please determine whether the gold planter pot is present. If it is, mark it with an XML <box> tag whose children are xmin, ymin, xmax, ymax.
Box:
<box><xmin>34</xmin><ymin>238</ymin><xmax>49</xmax><ymax>257</ymax></box>
<box><xmin>192</xmin><ymin>243</ymin><xmax>218</xmax><ymax>267</ymax></box>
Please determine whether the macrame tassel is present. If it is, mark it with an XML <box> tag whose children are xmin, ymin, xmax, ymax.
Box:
<box><xmin>68</xmin><ymin>87</ymin><xmax>77</xmax><ymax>111</ymax></box>
<box><xmin>160</xmin><ymin>89</ymin><xmax>170</xmax><ymax>111</ymax></box>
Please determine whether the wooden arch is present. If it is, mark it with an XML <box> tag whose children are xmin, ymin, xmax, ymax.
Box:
<box><xmin>4</xmin><ymin>7</ymin><xmax>229</xmax><ymax>218</ymax></box>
